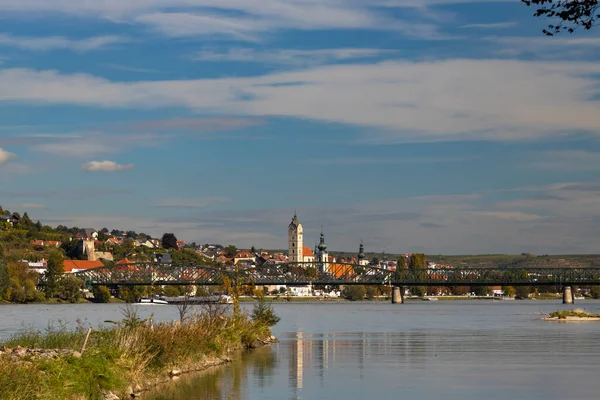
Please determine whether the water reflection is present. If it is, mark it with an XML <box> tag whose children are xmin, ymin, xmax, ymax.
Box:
<box><xmin>146</xmin><ymin>346</ymin><xmax>277</xmax><ymax>400</ymax></box>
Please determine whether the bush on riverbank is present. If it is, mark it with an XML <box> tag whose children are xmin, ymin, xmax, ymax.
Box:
<box><xmin>0</xmin><ymin>304</ymin><xmax>276</xmax><ymax>400</ymax></box>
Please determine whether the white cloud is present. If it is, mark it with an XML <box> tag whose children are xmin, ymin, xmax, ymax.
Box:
<box><xmin>0</xmin><ymin>59</ymin><xmax>599</xmax><ymax>142</ymax></box>
<box><xmin>0</xmin><ymin>1</ymin><xmax>442</xmax><ymax>40</ymax></box>
<box><xmin>192</xmin><ymin>48</ymin><xmax>397</xmax><ymax>65</ymax></box>
<box><xmin>35</xmin><ymin>141</ymin><xmax>114</xmax><ymax>156</ymax></box>
<box><xmin>485</xmin><ymin>36</ymin><xmax>600</xmax><ymax>59</ymax></box>
<box><xmin>461</xmin><ymin>21</ymin><xmax>517</xmax><ymax>29</ymax></box>
<box><xmin>81</xmin><ymin>160</ymin><xmax>134</xmax><ymax>172</ymax></box>
<box><xmin>0</xmin><ymin>34</ymin><xmax>127</xmax><ymax>52</ymax></box>
<box><xmin>0</xmin><ymin>148</ymin><xmax>16</xmax><ymax>164</ymax></box>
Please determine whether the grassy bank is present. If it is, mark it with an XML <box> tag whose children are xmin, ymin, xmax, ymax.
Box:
<box><xmin>0</xmin><ymin>302</ymin><xmax>277</xmax><ymax>400</ymax></box>
<box><xmin>547</xmin><ymin>309</ymin><xmax>600</xmax><ymax>319</ymax></box>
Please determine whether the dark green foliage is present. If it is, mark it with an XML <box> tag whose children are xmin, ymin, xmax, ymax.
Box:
<box><xmin>522</xmin><ymin>0</ymin><xmax>599</xmax><ymax>35</ymax></box>
<box><xmin>365</xmin><ymin>285</ymin><xmax>378</xmax><ymax>299</ymax></box>
<box><xmin>44</xmin><ymin>251</ymin><xmax>64</xmax><ymax>299</ymax></box>
<box><xmin>397</xmin><ymin>256</ymin><xmax>407</xmax><ymax>269</ymax></box>
<box><xmin>410</xmin><ymin>286</ymin><xmax>427</xmax><ymax>297</ymax></box>
<box><xmin>161</xmin><ymin>233</ymin><xmax>178</xmax><ymax>249</ymax></box>
<box><xmin>473</xmin><ymin>286</ymin><xmax>493</xmax><ymax>296</ymax></box>
<box><xmin>342</xmin><ymin>285</ymin><xmax>366</xmax><ymax>301</ymax></box>
<box><xmin>515</xmin><ymin>286</ymin><xmax>531</xmax><ymax>299</ymax></box>
<box><xmin>224</xmin><ymin>245</ymin><xmax>237</xmax><ymax>258</ymax></box>
<box><xmin>409</xmin><ymin>253</ymin><xmax>427</xmax><ymax>269</ymax></box>
<box><xmin>0</xmin><ymin>246</ymin><xmax>8</xmax><ymax>300</ymax></box>
<box><xmin>118</xmin><ymin>286</ymin><xmax>145</xmax><ymax>303</ymax></box>
<box><xmin>92</xmin><ymin>286</ymin><xmax>112</xmax><ymax>303</ymax></box>
<box><xmin>56</xmin><ymin>275</ymin><xmax>84</xmax><ymax>303</ymax></box>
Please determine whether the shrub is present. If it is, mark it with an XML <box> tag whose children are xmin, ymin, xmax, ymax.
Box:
<box><xmin>92</xmin><ymin>286</ymin><xmax>111</xmax><ymax>303</ymax></box>
<box><xmin>342</xmin><ymin>285</ymin><xmax>366</xmax><ymax>301</ymax></box>
<box><xmin>252</xmin><ymin>299</ymin><xmax>280</xmax><ymax>327</ymax></box>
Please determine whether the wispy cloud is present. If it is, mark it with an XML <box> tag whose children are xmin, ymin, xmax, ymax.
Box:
<box><xmin>1</xmin><ymin>59</ymin><xmax>598</xmax><ymax>142</ymax></box>
<box><xmin>0</xmin><ymin>148</ymin><xmax>16</xmax><ymax>165</ymax></box>
<box><xmin>525</xmin><ymin>149</ymin><xmax>600</xmax><ymax>171</ymax></box>
<box><xmin>0</xmin><ymin>34</ymin><xmax>127</xmax><ymax>52</ymax></box>
<box><xmin>81</xmin><ymin>160</ymin><xmax>134</xmax><ymax>172</ymax></box>
<box><xmin>191</xmin><ymin>48</ymin><xmax>398</xmax><ymax>65</ymax></box>
<box><xmin>461</xmin><ymin>21</ymin><xmax>517</xmax><ymax>29</ymax></box>
<box><xmin>0</xmin><ymin>1</ymin><xmax>443</xmax><ymax>40</ymax></box>
<box><xmin>485</xmin><ymin>36</ymin><xmax>600</xmax><ymax>59</ymax></box>
<box><xmin>31</xmin><ymin>132</ymin><xmax>165</xmax><ymax>157</ymax></box>
<box><xmin>123</xmin><ymin>117</ymin><xmax>264</xmax><ymax>132</ymax></box>
<box><xmin>10</xmin><ymin>202</ymin><xmax>45</xmax><ymax>209</ymax></box>
<box><xmin>471</xmin><ymin>211</ymin><xmax>543</xmax><ymax>221</ymax></box>
<box><xmin>100</xmin><ymin>63</ymin><xmax>162</xmax><ymax>74</ymax></box>
<box><xmin>309</xmin><ymin>156</ymin><xmax>478</xmax><ymax>165</ymax></box>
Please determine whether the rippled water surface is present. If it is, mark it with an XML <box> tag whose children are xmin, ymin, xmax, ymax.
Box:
<box><xmin>2</xmin><ymin>300</ymin><xmax>600</xmax><ymax>399</ymax></box>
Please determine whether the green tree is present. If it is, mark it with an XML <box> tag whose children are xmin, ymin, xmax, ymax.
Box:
<box><xmin>473</xmin><ymin>286</ymin><xmax>493</xmax><ymax>296</ymax></box>
<box><xmin>92</xmin><ymin>286</ymin><xmax>112</xmax><ymax>303</ymax></box>
<box><xmin>224</xmin><ymin>245</ymin><xmax>238</xmax><ymax>258</ymax></box>
<box><xmin>118</xmin><ymin>286</ymin><xmax>145</xmax><ymax>303</ymax></box>
<box><xmin>397</xmin><ymin>256</ymin><xmax>407</xmax><ymax>269</ymax></box>
<box><xmin>409</xmin><ymin>253</ymin><xmax>427</xmax><ymax>297</ymax></box>
<box><xmin>44</xmin><ymin>251</ymin><xmax>64</xmax><ymax>299</ymax></box>
<box><xmin>503</xmin><ymin>286</ymin><xmax>516</xmax><ymax>297</ymax></box>
<box><xmin>410</xmin><ymin>286</ymin><xmax>427</xmax><ymax>297</ymax></box>
<box><xmin>162</xmin><ymin>233</ymin><xmax>178</xmax><ymax>250</ymax></box>
<box><xmin>57</xmin><ymin>275</ymin><xmax>84</xmax><ymax>303</ymax></box>
<box><xmin>515</xmin><ymin>286</ymin><xmax>531</xmax><ymax>299</ymax></box>
<box><xmin>365</xmin><ymin>285</ymin><xmax>378</xmax><ymax>300</ymax></box>
<box><xmin>342</xmin><ymin>285</ymin><xmax>366</xmax><ymax>301</ymax></box>
<box><xmin>0</xmin><ymin>245</ymin><xmax>8</xmax><ymax>300</ymax></box>
<box><xmin>522</xmin><ymin>0</ymin><xmax>599</xmax><ymax>36</ymax></box>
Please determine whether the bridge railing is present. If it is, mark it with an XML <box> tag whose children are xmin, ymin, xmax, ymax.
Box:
<box><xmin>73</xmin><ymin>262</ymin><xmax>600</xmax><ymax>287</ymax></box>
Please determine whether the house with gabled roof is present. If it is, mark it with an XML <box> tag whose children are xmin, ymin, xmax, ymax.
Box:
<box><xmin>63</xmin><ymin>260</ymin><xmax>104</xmax><ymax>273</ymax></box>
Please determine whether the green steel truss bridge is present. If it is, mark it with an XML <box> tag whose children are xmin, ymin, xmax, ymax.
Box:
<box><xmin>74</xmin><ymin>262</ymin><xmax>600</xmax><ymax>287</ymax></box>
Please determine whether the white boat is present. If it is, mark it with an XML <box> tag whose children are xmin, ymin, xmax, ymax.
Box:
<box><xmin>422</xmin><ymin>297</ymin><xmax>438</xmax><ymax>301</ymax></box>
<box><xmin>137</xmin><ymin>297</ymin><xmax>169</xmax><ymax>305</ymax></box>
<box><xmin>575</xmin><ymin>296</ymin><xmax>585</xmax><ymax>300</ymax></box>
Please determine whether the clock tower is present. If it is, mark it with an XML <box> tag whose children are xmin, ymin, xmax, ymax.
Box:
<box><xmin>288</xmin><ymin>212</ymin><xmax>303</xmax><ymax>264</ymax></box>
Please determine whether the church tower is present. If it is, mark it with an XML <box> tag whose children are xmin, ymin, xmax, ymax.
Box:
<box><xmin>317</xmin><ymin>230</ymin><xmax>329</xmax><ymax>273</ymax></box>
<box><xmin>288</xmin><ymin>212</ymin><xmax>303</xmax><ymax>264</ymax></box>
<box><xmin>358</xmin><ymin>240</ymin><xmax>368</xmax><ymax>266</ymax></box>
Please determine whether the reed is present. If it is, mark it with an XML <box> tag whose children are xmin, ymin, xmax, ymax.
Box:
<box><xmin>0</xmin><ymin>302</ymin><xmax>275</xmax><ymax>400</ymax></box>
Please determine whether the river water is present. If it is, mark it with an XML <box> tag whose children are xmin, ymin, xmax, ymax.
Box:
<box><xmin>1</xmin><ymin>300</ymin><xmax>600</xmax><ymax>399</ymax></box>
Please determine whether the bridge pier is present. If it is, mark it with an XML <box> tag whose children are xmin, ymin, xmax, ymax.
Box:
<box><xmin>392</xmin><ymin>286</ymin><xmax>404</xmax><ymax>304</ymax></box>
<box><xmin>563</xmin><ymin>286</ymin><xmax>574</xmax><ymax>304</ymax></box>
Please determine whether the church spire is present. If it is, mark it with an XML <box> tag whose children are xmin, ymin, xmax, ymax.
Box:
<box><xmin>358</xmin><ymin>239</ymin><xmax>365</xmax><ymax>260</ymax></box>
<box><xmin>318</xmin><ymin>229</ymin><xmax>327</xmax><ymax>251</ymax></box>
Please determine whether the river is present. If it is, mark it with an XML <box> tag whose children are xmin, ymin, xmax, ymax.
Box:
<box><xmin>1</xmin><ymin>300</ymin><xmax>600</xmax><ymax>399</ymax></box>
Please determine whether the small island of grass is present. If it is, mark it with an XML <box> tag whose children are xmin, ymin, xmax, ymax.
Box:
<box><xmin>540</xmin><ymin>308</ymin><xmax>600</xmax><ymax>321</ymax></box>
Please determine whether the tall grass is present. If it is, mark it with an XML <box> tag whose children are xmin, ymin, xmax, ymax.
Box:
<box><xmin>0</xmin><ymin>303</ymin><xmax>274</xmax><ymax>400</ymax></box>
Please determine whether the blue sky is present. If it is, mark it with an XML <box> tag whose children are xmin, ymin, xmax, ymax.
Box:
<box><xmin>1</xmin><ymin>0</ymin><xmax>600</xmax><ymax>254</ymax></box>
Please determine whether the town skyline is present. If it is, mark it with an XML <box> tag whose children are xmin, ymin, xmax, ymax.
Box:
<box><xmin>0</xmin><ymin>2</ymin><xmax>599</xmax><ymax>254</ymax></box>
